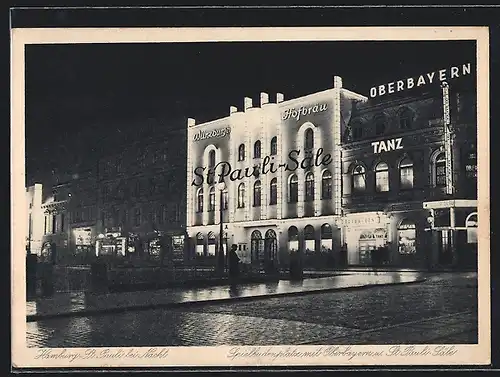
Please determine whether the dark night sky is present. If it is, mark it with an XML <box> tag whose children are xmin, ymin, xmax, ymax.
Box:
<box><xmin>25</xmin><ymin>40</ymin><xmax>476</xmax><ymax>185</ymax></box>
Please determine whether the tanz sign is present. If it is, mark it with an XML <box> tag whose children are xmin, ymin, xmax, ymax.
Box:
<box><xmin>371</xmin><ymin>138</ymin><xmax>404</xmax><ymax>154</ymax></box>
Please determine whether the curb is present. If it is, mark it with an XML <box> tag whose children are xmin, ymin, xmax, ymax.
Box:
<box><xmin>26</xmin><ymin>278</ymin><xmax>426</xmax><ymax>322</ymax></box>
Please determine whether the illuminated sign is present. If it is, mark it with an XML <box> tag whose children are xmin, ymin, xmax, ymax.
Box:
<box><xmin>193</xmin><ymin>127</ymin><xmax>231</xmax><ymax>142</ymax></box>
<box><xmin>441</xmin><ymin>81</ymin><xmax>454</xmax><ymax>195</ymax></box>
<box><xmin>281</xmin><ymin>103</ymin><xmax>328</xmax><ymax>121</ymax></box>
<box><xmin>371</xmin><ymin>138</ymin><xmax>404</xmax><ymax>154</ymax></box>
<box><xmin>370</xmin><ymin>63</ymin><xmax>471</xmax><ymax>98</ymax></box>
<box><xmin>74</xmin><ymin>228</ymin><xmax>92</xmax><ymax>246</ymax></box>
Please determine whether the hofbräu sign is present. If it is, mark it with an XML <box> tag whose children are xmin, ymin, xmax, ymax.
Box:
<box><xmin>281</xmin><ymin>103</ymin><xmax>328</xmax><ymax>121</ymax></box>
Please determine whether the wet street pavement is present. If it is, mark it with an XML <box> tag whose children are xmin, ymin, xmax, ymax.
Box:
<box><xmin>26</xmin><ymin>272</ymin><xmax>478</xmax><ymax>347</ymax></box>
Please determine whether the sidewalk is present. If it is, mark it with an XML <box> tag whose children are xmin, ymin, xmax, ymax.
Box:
<box><xmin>26</xmin><ymin>271</ymin><xmax>426</xmax><ymax>321</ymax></box>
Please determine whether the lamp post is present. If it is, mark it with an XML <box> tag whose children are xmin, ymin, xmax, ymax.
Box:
<box><xmin>216</xmin><ymin>181</ymin><xmax>226</xmax><ymax>275</ymax></box>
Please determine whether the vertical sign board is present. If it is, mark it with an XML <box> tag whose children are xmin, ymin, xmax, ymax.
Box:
<box><xmin>441</xmin><ymin>82</ymin><xmax>454</xmax><ymax>195</ymax></box>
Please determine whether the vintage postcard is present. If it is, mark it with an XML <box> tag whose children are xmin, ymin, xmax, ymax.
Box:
<box><xmin>11</xmin><ymin>26</ymin><xmax>490</xmax><ymax>368</ymax></box>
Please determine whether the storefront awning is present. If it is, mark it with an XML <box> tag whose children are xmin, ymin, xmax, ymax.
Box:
<box><xmin>423</xmin><ymin>199</ymin><xmax>477</xmax><ymax>209</ymax></box>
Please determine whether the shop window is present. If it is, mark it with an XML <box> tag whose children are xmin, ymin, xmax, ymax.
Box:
<box><xmin>270</xmin><ymin>137</ymin><xmax>277</xmax><ymax>156</ymax></box>
<box><xmin>321</xmin><ymin>170</ymin><xmax>333</xmax><ymax>199</ymax></box>
<box><xmin>208</xmin><ymin>150</ymin><xmax>216</xmax><ymax>169</ymax></box>
<box><xmin>288</xmin><ymin>226</ymin><xmax>299</xmax><ymax>253</ymax></box>
<box><xmin>253</xmin><ymin>180</ymin><xmax>262</xmax><ymax>207</ymax></box>
<box><xmin>237</xmin><ymin>183</ymin><xmax>246</xmax><ymax>208</ymax></box>
<box><xmin>398</xmin><ymin>219</ymin><xmax>416</xmax><ymax>254</ymax></box>
<box><xmin>289</xmin><ymin>174</ymin><xmax>298</xmax><ymax>203</ymax></box>
<box><xmin>352</xmin><ymin>165</ymin><xmax>366</xmax><ymax>192</ymax></box>
<box><xmin>399</xmin><ymin>157</ymin><xmax>414</xmax><ymax>190</ymax></box>
<box><xmin>207</xmin><ymin>232</ymin><xmax>216</xmax><ymax>256</ymax></box>
<box><xmin>251</xmin><ymin>230</ymin><xmax>264</xmax><ymax>263</ymax></box>
<box><xmin>254</xmin><ymin>140</ymin><xmax>261</xmax><ymax>159</ymax></box>
<box><xmin>399</xmin><ymin>107</ymin><xmax>414</xmax><ymax>130</ymax></box>
<box><xmin>209</xmin><ymin>187</ymin><xmax>216</xmax><ymax>212</ymax></box>
<box><xmin>304</xmin><ymin>225</ymin><xmax>316</xmax><ymax>254</ymax></box>
<box><xmin>374</xmin><ymin>114</ymin><xmax>386</xmax><ymax>135</ymax></box>
<box><xmin>196</xmin><ymin>188</ymin><xmax>204</xmax><ymax>213</ymax></box>
<box><xmin>238</xmin><ymin>144</ymin><xmax>246</xmax><ymax>161</ymax></box>
<box><xmin>320</xmin><ymin>224</ymin><xmax>333</xmax><ymax>253</ymax></box>
<box><xmin>435</xmin><ymin>152</ymin><xmax>446</xmax><ymax>187</ymax></box>
<box><xmin>222</xmin><ymin>188</ymin><xmax>229</xmax><ymax>210</ymax></box>
<box><xmin>270</xmin><ymin>178</ymin><xmax>277</xmax><ymax>205</ymax></box>
<box><xmin>196</xmin><ymin>233</ymin><xmax>205</xmax><ymax>256</ymax></box>
<box><xmin>375</xmin><ymin>162</ymin><xmax>389</xmax><ymax>192</ymax></box>
<box><xmin>305</xmin><ymin>128</ymin><xmax>314</xmax><ymax>150</ymax></box>
<box><xmin>305</xmin><ymin>172</ymin><xmax>315</xmax><ymax>201</ymax></box>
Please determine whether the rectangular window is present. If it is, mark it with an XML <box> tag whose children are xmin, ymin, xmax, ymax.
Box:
<box><xmin>60</xmin><ymin>213</ymin><xmax>65</xmax><ymax>232</ymax></box>
<box><xmin>353</xmin><ymin>174</ymin><xmax>366</xmax><ymax>192</ymax></box>
<box><xmin>400</xmin><ymin>167</ymin><xmax>414</xmax><ymax>190</ymax></box>
<box><xmin>44</xmin><ymin>216</ymin><xmax>47</xmax><ymax>234</ymax></box>
<box><xmin>134</xmin><ymin>208</ymin><xmax>141</xmax><ymax>226</ymax></box>
<box><xmin>375</xmin><ymin>171</ymin><xmax>389</xmax><ymax>192</ymax></box>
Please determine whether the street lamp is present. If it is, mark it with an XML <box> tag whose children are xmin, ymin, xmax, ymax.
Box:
<box><xmin>216</xmin><ymin>181</ymin><xmax>226</xmax><ymax>275</ymax></box>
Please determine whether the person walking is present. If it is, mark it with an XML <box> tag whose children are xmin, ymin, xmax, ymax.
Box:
<box><xmin>228</xmin><ymin>244</ymin><xmax>241</xmax><ymax>281</ymax></box>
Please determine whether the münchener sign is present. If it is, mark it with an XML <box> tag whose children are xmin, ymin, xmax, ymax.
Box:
<box><xmin>369</xmin><ymin>63</ymin><xmax>471</xmax><ymax>98</ymax></box>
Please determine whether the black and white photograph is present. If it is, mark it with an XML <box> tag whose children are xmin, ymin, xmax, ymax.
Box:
<box><xmin>11</xmin><ymin>26</ymin><xmax>490</xmax><ymax>368</ymax></box>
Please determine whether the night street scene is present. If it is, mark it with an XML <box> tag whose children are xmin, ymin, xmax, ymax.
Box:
<box><xmin>23</xmin><ymin>39</ymin><xmax>479</xmax><ymax>348</ymax></box>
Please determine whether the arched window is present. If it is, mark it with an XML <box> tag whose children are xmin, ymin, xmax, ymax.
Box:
<box><xmin>399</xmin><ymin>157</ymin><xmax>414</xmax><ymax>190</ymax></box>
<box><xmin>208</xmin><ymin>150</ymin><xmax>216</xmax><ymax>169</ymax></box>
<box><xmin>398</xmin><ymin>219</ymin><xmax>416</xmax><ymax>254</ymax></box>
<box><xmin>238</xmin><ymin>144</ymin><xmax>245</xmax><ymax>161</ymax></box>
<box><xmin>305</xmin><ymin>128</ymin><xmax>314</xmax><ymax>150</ymax></box>
<box><xmin>305</xmin><ymin>172</ymin><xmax>315</xmax><ymax>201</ymax></box>
<box><xmin>270</xmin><ymin>178</ymin><xmax>277</xmax><ymax>205</ymax></box>
<box><xmin>254</xmin><ymin>140</ymin><xmax>261</xmax><ymax>159</ymax></box>
<box><xmin>466</xmin><ymin>212</ymin><xmax>478</xmax><ymax>244</ymax></box>
<box><xmin>237</xmin><ymin>183</ymin><xmax>245</xmax><ymax>208</ymax></box>
<box><xmin>265</xmin><ymin>229</ymin><xmax>278</xmax><ymax>261</ymax></box>
<box><xmin>320</xmin><ymin>224</ymin><xmax>333</xmax><ymax>253</ymax></box>
<box><xmin>251</xmin><ymin>230</ymin><xmax>263</xmax><ymax>263</ymax></box>
<box><xmin>288</xmin><ymin>226</ymin><xmax>299</xmax><ymax>252</ymax></box>
<box><xmin>270</xmin><ymin>136</ymin><xmax>277</xmax><ymax>156</ymax></box>
<box><xmin>353</xmin><ymin>165</ymin><xmax>366</xmax><ymax>192</ymax></box>
<box><xmin>304</xmin><ymin>225</ymin><xmax>316</xmax><ymax>254</ymax></box>
<box><xmin>399</xmin><ymin>107</ymin><xmax>414</xmax><ymax>130</ymax></box>
<box><xmin>321</xmin><ymin>170</ymin><xmax>332</xmax><ymax>199</ymax></box>
<box><xmin>375</xmin><ymin>162</ymin><xmax>389</xmax><ymax>192</ymax></box>
<box><xmin>253</xmin><ymin>180</ymin><xmax>262</xmax><ymax>207</ymax></box>
<box><xmin>207</xmin><ymin>232</ymin><xmax>216</xmax><ymax>256</ymax></box>
<box><xmin>208</xmin><ymin>187</ymin><xmax>216</xmax><ymax>211</ymax></box>
<box><xmin>435</xmin><ymin>152</ymin><xmax>446</xmax><ymax>187</ymax></box>
<box><xmin>196</xmin><ymin>188</ymin><xmax>204</xmax><ymax>212</ymax></box>
<box><xmin>374</xmin><ymin>114</ymin><xmax>386</xmax><ymax>135</ymax></box>
<box><xmin>222</xmin><ymin>188</ymin><xmax>228</xmax><ymax>210</ymax></box>
<box><xmin>289</xmin><ymin>174</ymin><xmax>298</xmax><ymax>203</ymax></box>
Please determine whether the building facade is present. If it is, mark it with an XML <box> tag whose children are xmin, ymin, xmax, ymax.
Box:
<box><xmin>25</xmin><ymin>184</ymin><xmax>44</xmax><ymax>254</ymax></box>
<box><xmin>185</xmin><ymin>69</ymin><xmax>478</xmax><ymax>270</ymax></box>
<box><xmin>186</xmin><ymin>76</ymin><xmax>367</xmax><ymax>268</ymax></box>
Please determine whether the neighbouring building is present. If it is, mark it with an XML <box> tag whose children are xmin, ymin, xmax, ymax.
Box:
<box><xmin>25</xmin><ymin>183</ymin><xmax>44</xmax><ymax>255</ymax></box>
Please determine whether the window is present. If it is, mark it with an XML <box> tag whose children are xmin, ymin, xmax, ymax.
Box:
<box><xmin>399</xmin><ymin>107</ymin><xmax>413</xmax><ymax>130</ymax></box>
<box><xmin>134</xmin><ymin>208</ymin><xmax>141</xmax><ymax>226</ymax></box>
<box><xmin>253</xmin><ymin>180</ymin><xmax>262</xmax><ymax>207</ymax></box>
<box><xmin>197</xmin><ymin>188</ymin><xmax>204</xmax><ymax>212</ymax></box>
<box><xmin>399</xmin><ymin>157</ymin><xmax>414</xmax><ymax>190</ymax></box>
<box><xmin>52</xmin><ymin>215</ymin><xmax>57</xmax><ymax>234</ymax></box>
<box><xmin>122</xmin><ymin>209</ymin><xmax>129</xmax><ymax>225</ymax></box>
<box><xmin>237</xmin><ymin>183</ymin><xmax>245</xmax><ymax>208</ymax></box>
<box><xmin>305</xmin><ymin>128</ymin><xmax>314</xmax><ymax>150</ymax></box>
<box><xmin>353</xmin><ymin>165</ymin><xmax>366</xmax><ymax>192</ymax></box>
<box><xmin>270</xmin><ymin>137</ymin><xmax>277</xmax><ymax>156</ymax></box>
<box><xmin>353</xmin><ymin>127</ymin><xmax>363</xmax><ymax>141</ymax></box>
<box><xmin>222</xmin><ymin>188</ymin><xmax>229</xmax><ymax>210</ymax></box>
<box><xmin>209</xmin><ymin>187</ymin><xmax>216</xmax><ymax>211</ymax></box>
<box><xmin>320</xmin><ymin>224</ymin><xmax>333</xmax><ymax>253</ymax></box>
<box><xmin>464</xmin><ymin>147</ymin><xmax>477</xmax><ymax>179</ymax></box>
<box><xmin>398</xmin><ymin>219</ymin><xmax>416</xmax><ymax>254</ymax></box>
<box><xmin>208</xmin><ymin>150</ymin><xmax>216</xmax><ymax>169</ymax></box>
<box><xmin>134</xmin><ymin>180</ymin><xmax>141</xmax><ymax>197</ymax></box>
<box><xmin>305</xmin><ymin>172</ymin><xmax>315</xmax><ymax>201</ymax></box>
<box><xmin>270</xmin><ymin>178</ymin><xmax>277</xmax><ymax>205</ymax></box>
<box><xmin>321</xmin><ymin>170</ymin><xmax>332</xmax><ymax>199</ymax></box>
<box><xmin>196</xmin><ymin>233</ymin><xmax>205</xmax><ymax>256</ymax></box>
<box><xmin>435</xmin><ymin>153</ymin><xmax>446</xmax><ymax>187</ymax></box>
<box><xmin>60</xmin><ymin>213</ymin><xmax>65</xmax><ymax>232</ymax></box>
<box><xmin>251</xmin><ymin>230</ymin><xmax>264</xmax><ymax>263</ymax></box>
<box><xmin>374</xmin><ymin>115</ymin><xmax>386</xmax><ymax>135</ymax></box>
<box><xmin>304</xmin><ymin>225</ymin><xmax>316</xmax><ymax>254</ymax></box>
<box><xmin>375</xmin><ymin>162</ymin><xmax>389</xmax><ymax>192</ymax></box>
<box><xmin>238</xmin><ymin>144</ymin><xmax>245</xmax><ymax>161</ymax></box>
<box><xmin>149</xmin><ymin>177</ymin><xmax>157</xmax><ymax>195</ymax></box>
<box><xmin>254</xmin><ymin>140</ymin><xmax>261</xmax><ymax>159</ymax></box>
<box><xmin>288</xmin><ymin>226</ymin><xmax>299</xmax><ymax>252</ymax></box>
<box><xmin>289</xmin><ymin>174</ymin><xmax>298</xmax><ymax>203</ymax></box>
